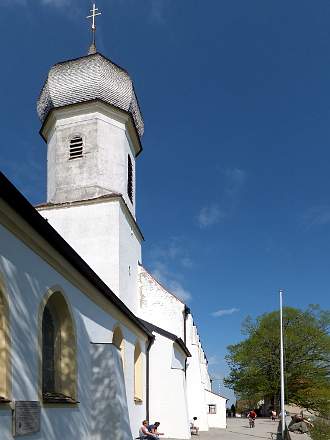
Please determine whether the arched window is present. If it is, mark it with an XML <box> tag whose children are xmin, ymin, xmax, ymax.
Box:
<box><xmin>134</xmin><ymin>342</ymin><xmax>143</xmax><ymax>402</ymax></box>
<box><xmin>127</xmin><ymin>155</ymin><xmax>133</xmax><ymax>203</ymax></box>
<box><xmin>0</xmin><ymin>291</ymin><xmax>10</xmax><ymax>401</ymax></box>
<box><xmin>112</xmin><ymin>325</ymin><xmax>125</xmax><ymax>365</ymax></box>
<box><xmin>41</xmin><ymin>292</ymin><xmax>77</xmax><ymax>403</ymax></box>
<box><xmin>42</xmin><ymin>305</ymin><xmax>56</xmax><ymax>394</ymax></box>
<box><xmin>69</xmin><ymin>136</ymin><xmax>83</xmax><ymax>159</ymax></box>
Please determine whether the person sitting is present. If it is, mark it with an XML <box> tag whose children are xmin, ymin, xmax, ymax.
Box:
<box><xmin>148</xmin><ymin>422</ymin><xmax>164</xmax><ymax>438</ymax></box>
<box><xmin>139</xmin><ymin>420</ymin><xmax>158</xmax><ymax>440</ymax></box>
<box><xmin>190</xmin><ymin>417</ymin><xmax>199</xmax><ymax>435</ymax></box>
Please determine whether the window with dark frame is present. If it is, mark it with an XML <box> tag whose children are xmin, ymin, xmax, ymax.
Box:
<box><xmin>69</xmin><ymin>136</ymin><xmax>83</xmax><ymax>159</ymax></box>
<box><xmin>41</xmin><ymin>294</ymin><xmax>78</xmax><ymax>404</ymax></box>
<box><xmin>208</xmin><ymin>404</ymin><xmax>217</xmax><ymax>414</ymax></box>
<box><xmin>42</xmin><ymin>305</ymin><xmax>56</xmax><ymax>394</ymax></box>
<box><xmin>127</xmin><ymin>155</ymin><xmax>133</xmax><ymax>203</ymax></box>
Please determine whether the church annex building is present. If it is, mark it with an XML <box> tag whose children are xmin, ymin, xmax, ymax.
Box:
<box><xmin>0</xmin><ymin>7</ymin><xmax>226</xmax><ymax>440</ymax></box>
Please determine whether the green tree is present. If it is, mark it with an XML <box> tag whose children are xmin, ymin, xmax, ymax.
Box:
<box><xmin>224</xmin><ymin>305</ymin><xmax>330</xmax><ymax>416</ymax></box>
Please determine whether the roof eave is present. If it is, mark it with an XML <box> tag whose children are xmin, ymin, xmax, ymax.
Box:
<box><xmin>139</xmin><ymin>319</ymin><xmax>191</xmax><ymax>357</ymax></box>
<box><xmin>38</xmin><ymin>99</ymin><xmax>143</xmax><ymax>157</ymax></box>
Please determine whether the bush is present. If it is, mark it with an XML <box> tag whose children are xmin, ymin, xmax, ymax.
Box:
<box><xmin>310</xmin><ymin>419</ymin><xmax>330</xmax><ymax>440</ymax></box>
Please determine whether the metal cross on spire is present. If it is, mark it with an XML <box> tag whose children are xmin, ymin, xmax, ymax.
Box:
<box><xmin>86</xmin><ymin>3</ymin><xmax>102</xmax><ymax>54</ymax></box>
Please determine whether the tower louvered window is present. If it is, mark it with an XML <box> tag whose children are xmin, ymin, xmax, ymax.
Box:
<box><xmin>69</xmin><ymin>136</ymin><xmax>83</xmax><ymax>159</ymax></box>
<box><xmin>127</xmin><ymin>155</ymin><xmax>133</xmax><ymax>203</ymax></box>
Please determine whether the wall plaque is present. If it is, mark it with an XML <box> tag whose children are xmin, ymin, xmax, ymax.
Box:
<box><xmin>13</xmin><ymin>401</ymin><xmax>41</xmax><ymax>437</ymax></box>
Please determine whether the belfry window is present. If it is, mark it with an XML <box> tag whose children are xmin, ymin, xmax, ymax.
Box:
<box><xmin>41</xmin><ymin>292</ymin><xmax>77</xmax><ymax>403</ymax></box>
<box><xmin>127</xmin><ymin>155</ymin><xmax>133</xmax><ymax>203</ymax></box>
<box><xmin>69</xmin><ymin>136</ymin><xmax>83</xmax><ymax>159</ymax></box>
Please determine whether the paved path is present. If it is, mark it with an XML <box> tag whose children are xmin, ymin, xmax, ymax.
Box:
<box><xmin>165</xmin><ymin>418</ymin><xmax>279</xmax><ymax>440</ymax></box>
<box><xmin>195</xmin><ymin>418</ymin><xmax>279</xmax><ymax>440</ymax></box>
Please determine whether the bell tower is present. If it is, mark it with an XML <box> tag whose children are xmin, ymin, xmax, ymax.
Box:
<box><xmin>36</xmin><ymin>7</ymin><xmax>144</xmax><ymax>313</ymax></box>
<box><xmin>37</xmin><ymin>51</ymin><xmax>143</xmax><ymax>218</ymax></box>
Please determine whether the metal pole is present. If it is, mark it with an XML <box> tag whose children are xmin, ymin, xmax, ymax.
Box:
<box><xmin>280</xmin><ymin>289</ymin><xmax>285</xmax><ymax>439</ymax></box>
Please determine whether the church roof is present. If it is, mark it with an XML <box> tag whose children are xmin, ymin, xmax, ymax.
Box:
<box><xmin>37</xmin><ymin>52</ymin><xmax>144</xmax><ymax>137</ymax></box>
<box><xmin>139</xmin><ymin>319</ymin><xmax>191</xmax><ymax>357</ymax></box>
<box><xmin>204</xmin><ymin>388</ymin><xmax>228</xmax><ymax>401</ymax></box>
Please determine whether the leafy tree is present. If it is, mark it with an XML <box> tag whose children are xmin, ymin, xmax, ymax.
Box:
<box><xmin>236</xmin><ymin>398</ymin><xmax>258</xmax><ymax>414</ymax></box>
<box><xmin>224</xmin><ymin>305</ymin><xmax>330</xmax><ymax>416</ymax></box>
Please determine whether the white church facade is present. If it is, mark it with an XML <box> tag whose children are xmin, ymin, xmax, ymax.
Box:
<box><xmin>0</xmin><ymin>8</ymin><xmax>226</xmax><ymax>440</ymax></box>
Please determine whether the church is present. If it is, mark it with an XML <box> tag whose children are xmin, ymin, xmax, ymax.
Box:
<box><xmin>0</xmin><ymin>5</ymin><xmax>226</xmax><ymax>439</ymax></box>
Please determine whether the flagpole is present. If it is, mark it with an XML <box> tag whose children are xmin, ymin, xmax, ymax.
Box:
<box><xmin>280</xmin><ymin>289</ymin><xmax>285</xmax><ymax>439</ymax></box>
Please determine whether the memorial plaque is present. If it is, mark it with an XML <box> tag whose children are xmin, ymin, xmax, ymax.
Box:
<box><xmin>14</xmin><ymin>401</ymin><xmax>41</xmax><ymax>437</ymax></box>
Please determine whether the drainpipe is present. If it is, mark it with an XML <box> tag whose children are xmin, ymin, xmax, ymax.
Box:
<box><xmin>183</xmin><ymin>306</ymin><xmax>190</xmax><ymax>377</ymax></box>
<box><xmin>146</xmin><ymin>334</ymin><xmax>155</xmax><ymax>421</ymax></box>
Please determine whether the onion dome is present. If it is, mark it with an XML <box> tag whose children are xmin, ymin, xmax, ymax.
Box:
<box><xmin>37</xmin><ymin>52</ymin><xmax>144</xmax><ymax>137</ymax></box>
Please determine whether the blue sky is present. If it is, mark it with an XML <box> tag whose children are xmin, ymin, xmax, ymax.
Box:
<box><xmin>1</xmin><ymin>0</ymin><xmax>330</xmax><ymax>403</ymax></box>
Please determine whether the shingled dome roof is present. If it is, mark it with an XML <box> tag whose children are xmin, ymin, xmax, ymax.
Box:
<box><xmin>37</xmin><ymin>52</ymin><xmax>144</xmax><ymax>137</ymax></box>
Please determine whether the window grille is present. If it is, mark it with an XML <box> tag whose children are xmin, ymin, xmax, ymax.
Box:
<box><xmin>208</xmin><ymin>404</ymin><xmax>217</xmax><ymax>414</ymax></box>
<box><xmin>127</xmin><ymin>155</ymin><xmax>133</xmax><ymax>203</ymax></box>
<box><xmin>69</xmin><ymin>136</ymin><xmax>83</xmax><ymax>159</ymax></box>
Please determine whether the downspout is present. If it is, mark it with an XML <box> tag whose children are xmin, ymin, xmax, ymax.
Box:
<box><xmin>183</xmin><ymin>305</ymin><xmax>190</xmax><ymax>377</ymax></box>
<box><xmin>146</xmin><ymin>334</ymin><xmax>155</xmax><ymax>421</ymax></box>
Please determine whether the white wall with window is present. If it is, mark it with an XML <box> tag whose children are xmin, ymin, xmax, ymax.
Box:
<box><xmin>43</xmin><ymin>104</ymin><xmax>138</xmax><ymax>215</ymax></box>
<box><xmin>0</xmin><ymin>198</ymin><xmax>148</xmax><ymax>440</ymax></box>
<box><xmin>205</xmin><ymin>389</ymin><xmax>227</xmax><ymax>429</ymax></box>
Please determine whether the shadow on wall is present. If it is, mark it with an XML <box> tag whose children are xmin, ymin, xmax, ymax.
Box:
<box><xmin>90</xmin><ymin>343</ymin><xmax>132</xmax><ymax>440</ymax></box>
<box><xmin>0</xmin><ymin>249</ymin><xmax>133</xmax><ymax>440</ymax></box>
<box><xmin>0</xmin><ymin>259</ymin><xmax>92</xmax><ymax>439</ymax></box>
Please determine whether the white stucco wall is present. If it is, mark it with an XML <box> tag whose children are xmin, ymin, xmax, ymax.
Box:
<box><xmin>39</xmin><ymin>200</ymin><xmax>119</xmax><ymax>293</ymax></box>
<box><xmin>0</xmin><ymin>216</ymin><xmax>146</xmax><ymax>440</ymax></box>
<box><xmin>200</xmin><ymin>358</ymin><xmax>211</xmax><ymax>391</ymax></box>
<box><xmin>38</xmin><ymin>198</ymin><xmax>142</xmax><ymax>314</ymax></box>
<box><xmin>205</xmin><ymin>390</ymin><xmax>227</xmax><ymax>429</ymax></box>
<box><xmin>45</xmin><ymin>105</ymin><xmax>137</xmax><ymax>216</ymax></box>
<box><xmin>119</xmin><ymin>205</ymin><xmax>142</xmax><ymax>315</ymax></box>
<box><xmin>139</xmin><ymin>268</ymin><xmax>222</xmax><ymax>435</ymax></box>
<box><xmin>149</xmin><ymin>334</ymin><xmax>190</xmax><ymax>439</ymax></box>
<box><xmin>90</xmin><ymin>343</ymin><xmax>133</xmax><ymax>440</ymax></box>
<box><xmin>138</xmin><ymin>266</ymin><xmax>185</xmax><ymax>338</ymax></box>
<box><xmin>185</xmin><ymin>316</ymin><xmax>209</xmax><ymax>432</ymax></box>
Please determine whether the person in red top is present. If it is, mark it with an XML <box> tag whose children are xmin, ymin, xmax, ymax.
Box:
<box><xmin>247</xmin><ymin>410</ymin><xmax>257</xmax><ymax>428</ymax></box>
